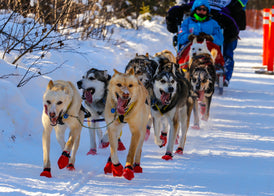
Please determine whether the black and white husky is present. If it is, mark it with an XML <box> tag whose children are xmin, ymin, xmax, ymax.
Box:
<box><xmin>151</xmin><ymin>62</ymin><xmax>192</xmax><ymax>160</ymax></box>
<box><xmin>77</xmin><ymin>68</ymin><xmax>125</xmax><ymax>155</ymax></box>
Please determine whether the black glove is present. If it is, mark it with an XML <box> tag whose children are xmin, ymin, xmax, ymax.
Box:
<box><xmin>166</xmin><ymin>4</ymin><xmax>191</xmax><ymax>33</ymax></box>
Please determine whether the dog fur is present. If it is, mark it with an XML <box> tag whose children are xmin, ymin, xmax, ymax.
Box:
<box><xmin>103</xmin><ymin>68</ymin><xmax>150</xmax><ymax>180</ymax></box>
<box><xmin>189</xmin><ymin>50</ymin><xmax>217</xmax><ymax>129</ymax></box>
<box><xmin>40</xmin><ymin>80</ymin><xmax>84</xmax><ymax>178</ymax></box>
<box><xmin>151</xmin><ymin>62</ymin><xmax>192</xmax><ymax>159</ymax></box>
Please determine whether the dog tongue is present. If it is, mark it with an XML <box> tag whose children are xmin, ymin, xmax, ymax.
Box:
<box><xmin>198</xmin><ymin>91</ymin><xmax>205</xmax><ymax>101</ymax></box>
<box><xmin>85</xmin><ymin>90</ymin><xmax>93</xmax><ymax>103</ymax></box>
<box><xmin>161</xmin><ymin>92</ymin><xmax>170</xmax><ymax>105</ymax></box>
<box><xmin>117</xmin><ymin>97</ymin><xmax>128</xmax><ymax>115</ymax></box>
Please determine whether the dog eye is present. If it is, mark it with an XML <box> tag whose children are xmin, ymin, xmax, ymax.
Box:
<box><xmin>47</xmin><ymin>100</ymin><xmax>51</xmax><ymax>105</ymax></box>
<box><xmin>170</xmin><ymin>80</ymin><xmax>175</xmax><ymax>84</ymax></box>
<box><xmin>198</xmin><ymin>48</ymin><xmax>202</xmax><ymax>51</ymax></box>
<box><xmin>160</xmin><ymin>79</ymin><xmax>166</xmax><ymax>84</ymax></box>
<box><xmin>192</xmin><ymin>78</ymin><xmax>197</xmax><ymax>83</ymax></box>
<box><xmin>136</xmin><ymin>70</ymin><xmax>141</xmax><ymax>74</ymax></box>
<box><xmin>57</xmin><ymin>101</ymin><xmax>63</xmax><ymax>105</ymax></box>
<box><xmin>202</xmin><ymin>79</ymin><xmax>207</xmax><ymax>83</ymax></box>
<box><xmin>88</xmin><ymin>77</ymin><xmax>95</xmax><ymax>80</ymax></box>
<box><xmin>117</xmin><ymin>83</ymin><xmax>122</xmax><ymax>87</ymax></box>
<box><xmin>128</xmin><ymin>84</ymin><xmax>133</xmax><ymax>88</ymax></box>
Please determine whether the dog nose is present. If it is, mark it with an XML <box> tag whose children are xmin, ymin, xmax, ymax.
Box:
<box><xmin>49</xmin><ymin>112</ymin><xmax>56</xmax><ymax>118</ymax></box>
<box><xmin>77</xmin><ymin>81</ymin><xmax>82</xmax><ymax>89</ymax></box>
<box><xmin>122</xmin><ymin>93</ymin><xmax>129</xmax><ymax>99</ymax></box>
<box><xmin>168</xmin><ymin>86</ymin><xmax>174</xmax><ymax>93</ymax></box>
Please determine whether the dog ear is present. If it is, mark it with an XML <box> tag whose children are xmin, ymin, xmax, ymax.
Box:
<box><xmin>127</xmin><ymin>67</ymin><xmax>135</xmax><ymax>75</ymax></box>
<box><xmin>210</xmin><ymin>48</ymin><xmax>218</xmax><ymax>63</ymax></box>
<box><xmin>192</xmin><ymin>37</ymin><xmax>197</xmax><ymax>44</ymax></box>
<box><xmin>202</xmin><ymin>39</ymin><xmax>207</xmax><ymax>45</ymax></box>
<box><xmin>103</xmin><ymin>70</ymin><xmax>108</xmax><ymax>79</ymax></box>
<box><xmin>47</xmin><ymin>80</ymin><xmax>54</xmax><ymax>90</ymax></box>
<box><xmin>145</xmin><ymin>53</ymin><xmax>149</xmax><ymax>58</ymax></box>
<box><xmin>113</xmin><ymin>69</ymin><xmax>120</xmax><ymax>75</ymax></box>
<box><xmin>135</xmin><ymin>53</ymin><xmax>138</xmax><ymax>57</ymax></box>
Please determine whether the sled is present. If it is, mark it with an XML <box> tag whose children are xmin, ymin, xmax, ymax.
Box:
<box><xmin>176</xmin><ymin>41</ymin><xmax>225</xmax><ymax>95</ymax></box>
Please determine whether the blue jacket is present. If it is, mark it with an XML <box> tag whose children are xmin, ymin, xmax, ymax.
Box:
<box><xmin>178</xmin><ymin>0</ymin><xmax>223</xmax><ymax>47</ymax></box>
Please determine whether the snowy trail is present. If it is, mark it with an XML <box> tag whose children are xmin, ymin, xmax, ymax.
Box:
<box><xmin>0</xmin><ymin>27</ymin><xmax>273</xmax><ymax>195</ymax></box>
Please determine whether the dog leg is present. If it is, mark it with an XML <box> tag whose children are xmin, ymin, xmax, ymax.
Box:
<box><xmin>152</xmin><ymin>113</ymin><xmax>164</xmax><ymax>147</ymax></box>
<box><xmin>192</xmin><ymin>99</ymin><xmax>200</xmax><ymax>129</ymax></box>
<box><xmin>55</xmin><ymin>124</ymin><xmax>67</xmax><ymax>149</ymax></box>
<box><xmin>202</xmin><ymin>96</ymin><xmax>211</xmax><ymax>121</ymax></box>
<box><xmin>123</xmin><ymin>125</ymin><xmax>142</xmax><ymax>180</ymax></box>
<box><xmin>87</xmin><ymin>120</ymin><xmax>97</xmax><ymax>155</ymax></box>
<box><xmin>57</xmin><ymin>123</ymin><xmax>81</xmax><ymax>170</ymax></box>
<box><xmin>162</xmin><ymin>111</ymin><xmax>179</xmax><ymax>160</ymax></box>
<box><xmin>134</xmin><ymin>130</ymin><xmax>145</xmax><ymax>173</ymax></box>
<box><xmin>108</xmin><ymin>124</ymin><xmax>124</xmax><ymax>177</ymax></box>
<box><xmin>67</xmin><ymin>132</ymin><xmax>81</xmax><ymax>171</ymax></box>
<box><xmin>176</xmin><ymin>105</ymin><xmax>188</xmax><ymax>154</ymax></box>
<box><xmin>40</xmin><ymin>122</ymin><xmax>53</xmax><ymax>178</ymax></box>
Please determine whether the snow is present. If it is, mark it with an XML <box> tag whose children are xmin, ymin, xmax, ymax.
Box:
<box><xmin>0</xmin><ymin>16</ymin><xmax>273</xmax><ymax>196</ymax></box>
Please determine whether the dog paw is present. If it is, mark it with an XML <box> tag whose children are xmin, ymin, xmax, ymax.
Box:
<box><xmin>133</xmin><ymin>163</ymin><xmax>143</xmax><ymax>173</ymax></box>
<box><xmin>104</xmin><ymin>161</ymin><xmax>113</xmax><ymax>174</ymax></box>
<box><xmin>162</xmin><ymin>152</ymin><xmax>173</xmax><ymax>160</ymax></box>
<box><xmin>99</xmin><ymin>141</ymin><xmax>109</xmax><ymax>149</ymax></box>
<box><xmin>175</xmin><ymin>147</ymin><xmax>184</xmax><ymax>155</ymax></box>
<box><xmin>123</xmin><ymin>165</ymin><xmax>134</xmax><ymax>180</ymax></box>
<box><xmin>57</xmin><ymin>151</ymin><xmax>70</xmax><ymax>169</ymax></box>
<box><xmin>191</xmin><ymin>125</ymin><xmax>200</xmax><ymax>130</ymax></box>
<box><xmin>201</xmin><ymin>115</ymin><xmax>208</xmax><ymax>121</ymax></box>
<box><xmin>86</xmin><ymin>148</ymin><xmax>97</xmax><ymax>155</ymax></box>
<box><xmin>67</xmin><ymin>164</ymin><xmax>75</xmax><ymax>171</ymax></box>
<box><xmin>118</xmin><ymin>139</ymin><xmax>126</xmax><ymax>151</ymax></box>
<box><xmin>144</xmin><ymin>127</ymin><xmax>150</xmax><ymax>141</ymax></box>
<box><xmin>112</xmin><ymin>163</ymin><xmax>124</xmax><ymax>177</ymax></box>
<box><xmin>40</xmin><ymin>168</ymin><xmax>52</xmax><ymax>178</ymax></box>
<box><xmin>160</xmin><ymin>132</ymin><xmax>167</xmax><ymax>147</ymax></box>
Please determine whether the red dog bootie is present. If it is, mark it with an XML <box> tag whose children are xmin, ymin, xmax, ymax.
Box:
<box><xmin>123</xmin><ymin>165</ymin><xmax>134</xmax><ymax>180</ymax></box>
<box><xmin>112</xmin><ymin>163</ymin><xmax>124</xmax><ymax>177</ymax></box>
<box><xmin>175</xmin><ymin>147</ymin><xmax>184</xmax><ymax>155</ymax></box>
<box><xmin>118</xmin><ymin>139</ymin><xmax>126</xmax><ymax>151</ymax></box>
<box><xmin>160</xmin><ymin>131</ymin><xmax>167</xmax><ymax>147</ymax></box>
<box><xmin>86</xmin><ymin>148</ymin><xmax>97</xmax><ymax>155</ymax></box>
<box><xmin>162</xmin><ymin>151</ymin><xmax>173</xmax><ymax>160</ymax></box>
<box><xmin>99</xmin><ymin>140</ymin><xmax>109</xmax><ymax>148</ymax></box>
<box><xmin>40</xmin><ymin>168</ymin><xmax>52</xmax><ymax>178</ymax></box>
<box><xmin>133</xmin><ymin>163</ymin><xmax>143</xmax><ymax>173</ymax></box>
<box><xmin>104</xmin><ymin>157</ymin><xmax>112</xmax><ymax>174</ymax></box>
<box><xmin>67</xmin><ymin>164</ymin><xmax>75</xmax><ymax>171</ymax></box>
<box><xmin>58</xmin><ymin>151</ymin><xmax>70</xmax><ymax>169</ymax></box>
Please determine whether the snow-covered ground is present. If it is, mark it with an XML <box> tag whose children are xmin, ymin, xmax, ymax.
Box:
<box><xmin>0</xmin><ymin>15</ymin><xmax>273</xmax><ymax>196</ymax></box>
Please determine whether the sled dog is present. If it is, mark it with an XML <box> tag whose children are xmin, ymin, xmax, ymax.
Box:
<box><xmin>103</xmin><ymin>69</ymin><xmax>150</xmax><ymax>180</ymax></box>
<box><xmin>77</xmin><ymin>68</ymin><xmax>125</xmax><ymax>155</ymax></box>
<box><xmin>189</xmin><ymin>49</ymin><xmax>217</xmax><ymax>129</ymax></box>
<box><xmin>151</xmin><ymin>62</ymin><xmax>192</xmax><ymax>159</ymax></box>
<box><xmin>125</xmin><ymin>53</ymin><xmax>158</xmax><ymax>90</ymax></box>
<box><xmin>189</xmin><ymin>38</ymin><xmax>212</xmax><ymax>66</ymax></box>
<box><xmin>40</xmin><ymin>80</ymin><xmax>84</xmax><ymax>178</ymax></box>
